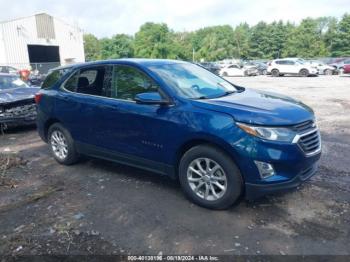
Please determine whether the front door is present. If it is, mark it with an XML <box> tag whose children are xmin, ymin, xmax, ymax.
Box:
<box><xmin>96</xmin><ymin>64</ymin><xmax>177</xmax><ymax>167</ymax></box>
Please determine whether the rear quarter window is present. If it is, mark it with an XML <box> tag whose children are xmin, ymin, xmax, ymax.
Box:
<box><xmin>42</xmin><ymin>69</ymin><xmax>70</xmax><ymax>89</ymax></box>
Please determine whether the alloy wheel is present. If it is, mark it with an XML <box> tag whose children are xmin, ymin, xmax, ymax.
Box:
<box><xmin>187</xmin><ymin>158</ymin><xmax>227</xmax><ymax>201</ymax></box>
<box><xmin>50</xmin><ymin>130</ymin><xmax>68</xmax><ymax>160</ymax></box>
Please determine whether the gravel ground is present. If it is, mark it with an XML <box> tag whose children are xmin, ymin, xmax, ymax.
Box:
<box><xmin>0</xmin><ymin>75</ymin><xmax>349</xmax><ymax>256</ymax></box>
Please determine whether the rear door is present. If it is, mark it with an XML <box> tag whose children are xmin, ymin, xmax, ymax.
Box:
<box><xmin>54</xmin><ymin>65</ymin><xmax>113</xmax><ymax>146</ymax></box>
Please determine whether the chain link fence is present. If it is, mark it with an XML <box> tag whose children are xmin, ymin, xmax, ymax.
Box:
<box><xmin>0</xmin><ymin>62</ymin><xmax>61</xmax><ymax>75</ymax></box>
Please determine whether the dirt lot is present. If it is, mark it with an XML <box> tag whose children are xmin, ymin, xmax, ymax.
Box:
<box><xmin>0</xmin><ymin>75</ymin><xmax>349</xmax><ymax>256</ymax></box>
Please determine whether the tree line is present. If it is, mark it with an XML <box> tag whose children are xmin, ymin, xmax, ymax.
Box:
<box><xmin>84</xmin><ymin>13</ymin><xmax>350</xmax><ymax>62</ymax></box>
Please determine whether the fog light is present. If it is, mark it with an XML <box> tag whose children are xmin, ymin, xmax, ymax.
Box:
<box><xmin>254</xmin><ymin>161</ymin><xmax>275</xmax><ymax>179</ymax></box>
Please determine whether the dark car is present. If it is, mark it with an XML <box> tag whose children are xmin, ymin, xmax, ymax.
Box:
<box><xmin>36</xmin><ymin>59</ymin><xmax>321</xmax><ymax>209</ymax></box>
<box><xmin>198</xmin><ymin>62</ymin><xmax>220</xmax><ymax>75</ymax></box>
<box><xmin>0</xmin><ymin>73</ymin><xmax>40</xmax><ymax>129</ymax></box>
<box><xmin>245</xmin><ymin>61</ymin><xmax>268</xmax><ymax>75</ymax></box>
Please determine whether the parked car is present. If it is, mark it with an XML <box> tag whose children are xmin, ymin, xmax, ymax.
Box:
<box><xmin>28</xmin><ymin>73</ymin><xmax>47</xmax><ymax>87</ymax></box>
<box><xmin>198</xmin><ymin>62</ymin><xmax>220</xmax><ymax>75</ymax></box>
<box><xmin>343</xmin><ymin>63</ymin><xmax>350</xmax><ymax>74</ymax></box>
<box><xmin>267</xmin><ymin>59</ymin><xmax>318</xmax><ymax>77</ymax></box>
<box><xmin>219</xmin><ymin>64</ymin><xmax>258</xmax><ymax>77</ymax></box>
<box><xmin>308</xmin><ymin>60</ymin><xmax>335</xmax><ymax>75</ymax></box>
<box><xmin>36</xmin><ymin>59</ymin><xmax>321</xmax><ymax>209</ymax></box>
<box><xmin>244</xmin><ymin>61</ymin><xmax>268</xmax><ymax>75</ymax></box>
<box><xmin>0</xmin><ymin>73</ymin><xmax>40</xmax><ymax>128</ymax></box>
<box><xmin>0</xmin><ymin>66</ymin><xmax>19</xmax><ymax>75</ymax></box>
<box><xmin>329</xmin><ymin>58</ymin><xmax>350</xmax><ymax>74</ymax></box>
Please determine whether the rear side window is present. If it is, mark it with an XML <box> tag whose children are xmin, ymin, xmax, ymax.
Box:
<box><xmin>62</xmin><ymin>66</ymin><xmax>112</xmax><ymax>97</ymax></box>
<box><xmin>42</xmin><ymin>69</ymin><xmax>69</xmax><ymax>89</ymax></box>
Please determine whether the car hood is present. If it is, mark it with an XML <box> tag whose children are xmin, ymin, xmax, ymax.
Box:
<box><xmin>191</xmin><ymin>88</ymin><xmax>314</xmax><ymax>126</ymax></box>
<box><xmin>0</xmin><ymin>87</ymin><xmax>40</xmax><ymax>104</ymax></box>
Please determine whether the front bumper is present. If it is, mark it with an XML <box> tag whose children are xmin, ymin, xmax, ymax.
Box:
<box><xmin>245</xmin><ymin>161</ymin><xmax>319</xmax><ymax>199</ymax></box>
<box><xmin>230</xmin><ymin>126</ymin><xmax>321</xmax><ymax>200</ymax></box>
<box><xmin>0</xmin><ymin>103</ymin><xmax>37</xmax><ymax>127</ymax></box>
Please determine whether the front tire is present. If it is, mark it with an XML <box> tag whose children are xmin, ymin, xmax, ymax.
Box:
<box><xmin>178</xmin><ymin>145</ymin><xmax>243</xmax><ymax>209</ymax></box>
<box><xmin>324</xmin><ymin>69</ymin><xmax>332</xmax><ymax>75</ymax></box>
<box><xmin>48</xmin><ymin>123</ymin><xmax>79</xmax><ymax>165</ymax></box>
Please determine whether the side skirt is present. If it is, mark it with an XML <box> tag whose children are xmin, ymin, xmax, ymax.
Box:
<box><xmin>76</xmin><ymin>142</ymin><xmax>176</xmax><ymax>179</ymax></box>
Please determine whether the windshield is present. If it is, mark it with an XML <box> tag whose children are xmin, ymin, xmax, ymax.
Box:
<box><xmin>0</xmin><ymin>75</ymin><xmax>29</xmax><ymax>90</ymax></box>
<box><xmin>149</xmin><ymin>63</ymin><xmax>237</xmax><ymax>99</ymax></box>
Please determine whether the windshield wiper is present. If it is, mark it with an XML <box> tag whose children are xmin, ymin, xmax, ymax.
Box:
<box><xmin>214</xmin><ymin>90</ymin><xmax>236</xmax><ymax>98</ymax></box>
<box><xmin>192</xmin><ymin>95</ymin><xmax>209</xmax><ymax>100</ymax></box>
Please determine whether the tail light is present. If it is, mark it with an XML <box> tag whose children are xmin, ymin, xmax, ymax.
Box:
<box><xmin>34</xmin><ymin>93</ymin><xmax>43</xmax><ymax>104</ymax></box>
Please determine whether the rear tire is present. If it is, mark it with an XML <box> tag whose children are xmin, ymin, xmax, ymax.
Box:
<box><xmin>299</xmin><ymin>69</ymin><xmax>309</xmax><ymax>77</ymax></box>
<box><xmin>324</xmin><ymin>69</ymin><xmax>332</xmax><ymax>75</ymax></box>
<box><xmin>178</xmin><ymin>145</ymin><xmax>243</xmax><ymax>210</ymax></box>
<box><xmin>271</xmin><ymin>69</ymin><xmax>279</xmax><ymax>77</ymax></box>
<box><xmin>48</xmin><ymin>123</ymin><xmax>79</xmax><ymax>165</ymax></box>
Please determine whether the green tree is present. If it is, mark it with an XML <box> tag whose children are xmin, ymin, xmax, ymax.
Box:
<box><xmin>100</xmin><ymin>34</ymin><xmax>134</xmax><ymax>59</ymax></box>
<box><xmin>83</xmin><ymin>34</ymin><xmax>101</xmax><ymax>61</ymax></box>
<box><xmin>331</xmin><ymin>14</ymin><xmax>350</xmax><ymax>56</ymax></box>
<box><xmin>248</xmin><ymin>22</ymin><xmax>270</xmax><ymax>59</ymax></box>
<box><xmin>232</xmin><ymin>23</ymin><xmax>250</xmax><ymax>59</ymax></box>
<box><xmin>134</xmin><ymin>22</ymin><xmax>175</xmax><ymax>58</ymax></box>
<box><xmin>283</xmin><ymin>18</ymin><xmax>329</xmax><ymax>58</ymax></box>
<box><xmin>191</xmin><ymin>25</ymin><xmax>235</xmax><ymax>61</ymax></box>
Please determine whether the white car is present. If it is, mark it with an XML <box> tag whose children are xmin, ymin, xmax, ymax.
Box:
<box><xmin>267</xmin><ymin>59</ymin><xmax>318</xmax><ymax>77</ymax></box>
<box><xmin>309</xmin><ymin>60</ymin><xmax>335</xmax><ymax>75</ymax></box>
<box><xmin>219</xmin><ymin>64</ymin><xmax>258</xmax><ymax>77</ymax></box>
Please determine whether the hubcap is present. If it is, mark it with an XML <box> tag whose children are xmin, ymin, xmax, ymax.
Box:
<box><xmin>50</xmin><ymin>130</ymin><xmax>68</xmax><ymax>160</ymax></box>
<box><xmin>187</xmin><ymin>158</ymin><xmax>227</xmax><ymax>201</ymax></box>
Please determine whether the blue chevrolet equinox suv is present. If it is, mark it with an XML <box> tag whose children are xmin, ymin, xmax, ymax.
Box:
<box><xmin>36</xmin><ymin>59</ymin><xmax>321</xmax><ymax>209</ymax></box>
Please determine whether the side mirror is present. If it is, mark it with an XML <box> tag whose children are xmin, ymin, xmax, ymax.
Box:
<box><xmin>134</xmin><ymin>92</ymin><xmax>170</xmax><ymax>105</ymax></box>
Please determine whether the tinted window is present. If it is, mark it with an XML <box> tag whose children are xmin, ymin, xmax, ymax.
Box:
<box><xmin>276</xmin><ymin>60</ymin><xmax>287</xmax><ymax>65</ymax></box>
<box><xmin>42</xmin><ymin>69</ymin><xmax>70</xmax><ymax>89</ymax></box>
<box><xmin>63</xmin><ymin>71</ymin><xmax>79</xmax><ymax>92</ymax></box>
<box><xmin>111</xmin><ymin>65</ymin><xmax>159</xmax><ymax>101</ymax></box>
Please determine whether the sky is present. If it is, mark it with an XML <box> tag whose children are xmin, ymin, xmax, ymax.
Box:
<box><xmin>0</xmin><ymin>0</ymin><xmax>349</xmax><ymax>38</ymax></box>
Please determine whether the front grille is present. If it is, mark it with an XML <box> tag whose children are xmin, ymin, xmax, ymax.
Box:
<box><xmin>292</xmin><ymin>120</ymin><xmax>315</xmax><ymax>133</ymax></box>
<box><xmin>293</xmin><ymin>120</ymin><xmax>321</xmax><ymax>156</ymax></box>
<box><xmin>0</xmin><ymin>103</ymin><xmax>37</xmax><ymax>119</ymax></box>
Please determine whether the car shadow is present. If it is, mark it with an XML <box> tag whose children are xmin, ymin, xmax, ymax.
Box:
<box><xmin>1</xmin><ymin>124</ymin><xmax>36</xmax><ymax>134</ymax></box>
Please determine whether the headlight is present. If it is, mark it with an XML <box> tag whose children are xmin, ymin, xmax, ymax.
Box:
<box><xmin>236</xmin><ymin>122</ymin><xmax>297</xmax><ymax>143</ymax></box>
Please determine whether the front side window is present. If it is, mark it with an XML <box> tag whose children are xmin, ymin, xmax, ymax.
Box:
<box><xmin>149</xmin><ymin>63</ymin><xmax>236</xmax><ymax>99</ymax></box>
<box><xmin>110</xmin><ymin>65</ymin><xmax>159</xmax><ymax>101</ymax></box>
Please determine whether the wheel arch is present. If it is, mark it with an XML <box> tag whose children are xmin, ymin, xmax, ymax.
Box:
<box><xmin>44</xmin><ymin>118</ymin><xmax>61</xmax><ymax>142</ymax></box>
<box><xmin>174</xmin><ymin>137</ymin><xmax>243</xmax><ymax>181</ymax></box>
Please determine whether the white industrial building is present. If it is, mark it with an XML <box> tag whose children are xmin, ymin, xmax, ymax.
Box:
<box><xmin>0</xmin><ymin>13</ymin><xmax>85</xmax><ymax>73</ymax></box>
